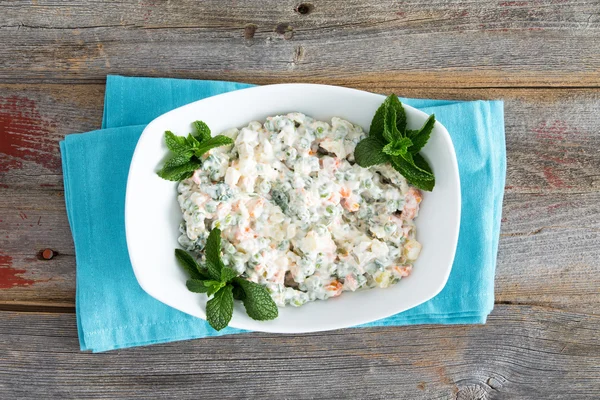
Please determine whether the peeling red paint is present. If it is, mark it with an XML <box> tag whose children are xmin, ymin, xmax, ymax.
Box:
<box><xmin>499</xmin><ymin>1</ymin><xmax>528</xmax><ymax>6</ymax></box>
<box><xmin>532</xmin><ymin>120</ymin><xmax>579</xmax><ymax>141</ymax></box>
<box><xmin>39</xmin><ymin>183</ymin><xmax>55</xmax><ymax>187</ymax></box>
<box><xmin>19</xmin><ymin>211</ymin><xmax>27</xmax><ymax>220</ymax></box>
<box><xmin>538</xmin><ymin>153</ymin><xmax>577</xmax><ymax>165</ymax></box>
<box><xmin>0</xmin><ymin>252</ymin><xmax>36</xmax><ymax>289</ymax></box>
<box><xmin>0</xmin><ymin>184</ymin><xmax>8</xmax><ymax>188</ymax></box>
<box><xmin>140</xmin><ymin>1</ymin><xmax>156</xmax><ymax>22</ymax></box>
<box><xmin>543</xmin><ymin>166</ymin><xmax>569</xmax><ymax>188</ymax></box>
<box><xmin>547</xmin><ymin>202</ymin><xmax>573</xmax><ymax>213</ymax></box>
<box><xmin>396</xmin><ymin>11</ymin><xmax>406</xmax><ymax>17</ymax></box>
<box><xmin>0</xmin><ymin>96</ymin><xmax>59</xmax><ymax>173</ymax></box>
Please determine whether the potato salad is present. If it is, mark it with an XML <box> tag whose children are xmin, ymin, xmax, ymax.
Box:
<box><xmin>177</xmin><ymin>113</ymin><xmax>423</xmax><ymax>307</ymax></box>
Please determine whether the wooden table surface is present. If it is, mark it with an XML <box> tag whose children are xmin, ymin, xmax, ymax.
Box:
<box><xmin>1</xmin><ymin>1</ymin><xmax>599</xmax><ymax>399</ymax></box>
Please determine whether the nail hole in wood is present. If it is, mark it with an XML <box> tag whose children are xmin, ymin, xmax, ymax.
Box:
<box><xmin>275</xmin><ymin>23</ymin><xmax>294</xmax><ymax>40</ymax></box>
<box><xmin>39</xmin><ymin>248</ymin><xmax>57</xmax><ymax>260</ymax></box>
<box><xmin>295</xmin><ymin>3</ymin><xmax>313</xmax><ymax>15</ymax></box>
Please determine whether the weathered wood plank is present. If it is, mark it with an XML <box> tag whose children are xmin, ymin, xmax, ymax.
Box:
<box><xmin>2</xmin><ymin>84</ymin><xmax>599</xmax><ymax>193</ymax></box>
<box><xmin>0</xmin><ymin>305</ymin><xmax>598</xmax><ymax>399</ymax></box>
<box><xmin>0</xmin><ymin>0</ymin><xmax>599</xmax><ymax>86</ymax></box>
<box><xmin>1</xmin><ymin>85</ymin><xmax>599</xmax><ymax>310</ymax></box>
<box><xmin>0</xmin><ymin>83</ymin><xmax>104</xmax><ymax>187</ymax></box>
<box><xmin>2</xmin><ymin>187</ymin><xmax>599</xmax><ymax>313</ymax></box>
<box><xmin>498</xmin><ymin>192</ymin><xmax>600</xmax><ymax>314</ymax></box>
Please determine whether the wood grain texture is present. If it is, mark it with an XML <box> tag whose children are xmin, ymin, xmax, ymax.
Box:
<box><xmin>0</xmin><ymin>1</ymin><xmax>599</xmax><ymax>86</ymax></box>
<box><xmin>0</xmin><ymin>305</ymin><xmax>598</xmax><ymax>399</ymax></box>
<box><xmin>1</xmin><ymin>1</ymin><xmax>600</xmax><ymax>396</ymax></box>
<box><xmin>2</xmin><ymin>187</ymin><xmax>599</xmax><ymax>313</ymax></box>
<box><xmin>2</xmin><ymin>84</ymin><xmax>599</xmax><ymax>192</ymax></box>
<box><xmin>1</xmin><ymin>85</ymin><xmax>599</xmax><ymax>312</ymax></box>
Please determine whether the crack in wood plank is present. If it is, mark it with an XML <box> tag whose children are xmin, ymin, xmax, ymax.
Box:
<box><xmin>501</xmin><ymin>225</ymin><xmax>600</xmax><ymax>237</ymax></box>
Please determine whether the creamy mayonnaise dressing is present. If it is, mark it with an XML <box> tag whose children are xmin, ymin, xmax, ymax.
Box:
<box><xmin>177</xmin><ymin>113</ymin><xmax>422</xmax><ymax>307</ymax></box>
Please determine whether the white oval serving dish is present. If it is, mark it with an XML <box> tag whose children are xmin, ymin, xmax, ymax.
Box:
<box><xmin>125</xmin><ymin>83</ymin><xmax>461</xmax><ymax>333</ymax></box>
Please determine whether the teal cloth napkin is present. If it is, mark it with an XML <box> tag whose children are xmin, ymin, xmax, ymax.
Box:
<box><xmin>61</xmin><ymin>75</ymin><xmax>505</xmax><ymax>352</ymax></box>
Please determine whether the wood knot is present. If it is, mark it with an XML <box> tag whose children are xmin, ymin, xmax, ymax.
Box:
<box><xmin>295</xmin><ymin>3</ymin><xmax>314</xmax><ymax>15</ymax></box>
<box><xmin>39</xmin><ymin>248</ymin><xmax>57</xmax><ymax>260</ymax></box>
<box><xmin>275</xmin><ymin>23</ymin><xmax>294</xmax><ymax>40</ymax></box>
<box><xmin>244</xmin><ymin>24</ymin><xmax>257</xmax><ymax>40</ymax></box>
<box><xmin>486</xmin><ymin>376</ymin><xmax>504</xmax><ymax>390</ymax></box>
<box><xmin>456</xmin><ymin>384</ymin><xmax>488</xmax><ymax>400</ymax></box>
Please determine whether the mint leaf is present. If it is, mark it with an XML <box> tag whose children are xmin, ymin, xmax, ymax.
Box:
<box><xmin>204</xmin><ymin>280</ymin><xmax>226</xmax><ymax>297</ymax></box>
<box><xmin>206</xmin><ymin>285</ymin><xmax>234</xmax><ymax>331</ymax></box>
<box><xmin>413</xmin><ymin>153</ymin><xmax>433</xmax><ymax>174</ymax></box>
<box><xmin>370</xmin><ymin>95</ymin><xmax>406</xmax><ymax>142</ymax></box>
<box><xmin>186</xmin><ymin>279</ymin><xmax>210</xmax><ymax>293</ymax></box>
<box><xmin>175</xmin><ymin>249</ymin><xmax>210</xmax><ymax>280</ymax></box>
<box><xmin>157</xmin><ymin>158</ymin><xmax>200</xmax><ymax>181</ymax></box>
<box><xmin>388</xmin><ymin>95</ymin><xmax>407</xmax><ymax>134</ymax></box>
<box><xmin>382</xmin><ymin>95</ymin><xmax>404</xmax><ymax>142</ymax></box>
<box><xmin>206</xmin><ymin>259</ymin><xmax>223</xmax><ymax>281</ymax></box>
<box><xmin>205</xmin><ymin>228</ymin><xmax>224</xmax><ymax>280</ymax></box>
<box><xmin>409</xmin><ymin>153</ymin><xmax>435</xmax><ymax>191</ymax></box>
<box><xmin>220</xmin><ymin>266</ymin><xmax>238</xmax><ymax>283</ymax></box>
<box><xmin>406</xmin><ymin>176</ymin><xmax>434</xmax><ymax>192</ymax></box>
<box><xmin>354</xmin><ymin>137</ymin><xmax>388</xmax><ymax>168</ymax></box>
<box><xmin>233</xmin><ymin>278</ymin><xmax>278</xmax><ymax>321</ymax></box>
<box><xmin>232</xmin><ymin>285</ymin><xmax>245</xmax><ymax>301</ymax></box>
<box><xmin>410</xmin><ymin>114</ymin><xmax>435</xmax><ymax>153</ymax></box>
<box><xmin>383</xmin><ymin>137</ymin><xmax>413</xmax><ymax>157</ymax></box>
<box><xmin>390</xmin><ymin>155</ymin><xmax>435</xmax><ymax>191</ymax></box>
<box><xmin>382</xmin><ymin>101</ymin><xmax>398</xmax><ymax>142</ymax></box>
<box><xmin>391</xmin><ymin>154</ymin><xmax>432</xmax><ymax>181</ymax></box>
<box><xmin>186</xmin><ymin>133</ymin><xmax>201</xmax><ymax>149</ymax></box>
<box><xmin>399</xmin><ymin>152</ymin><xmax>434</xmax><ymax>180</ymax></box>
<box><xmin>164</xmin><ymin>131</ymin><xmax>189</xmax><ymax>153</ymax></box>
<box><xmin>193</xmin><ymin>121</ymin><xmax>212</xmax><ymax>143</ymax></box>
<box><xmin>194</xmin><ymin>135</ymin><xmax>234</xmax><ymax>158</ymax></box>
<box><xmin>369</xmin><ymin>100</ymin><xmax>387</xmax><ymax>143</ymax></box>
<box><xmin>163</xmin><ymin>153</ymin><xmax>195</xmax><ymax>169</ymax></box>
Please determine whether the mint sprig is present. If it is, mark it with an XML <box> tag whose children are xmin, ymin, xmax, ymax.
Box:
<box><xmin>175</xmin><ymin>228</ymin><xmax>279</xmax><ymax>331</ymax></box>
<box><xmin>355</xmin><ymin>94</ymin><xmax>436</xmax><ymax>191</ymax></box>
<box><xmin>157</xmin><ymin>121</ymin><xmax>234</xmax><ymax>181</ymax></box>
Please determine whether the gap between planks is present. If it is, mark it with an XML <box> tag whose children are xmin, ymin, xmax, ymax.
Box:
<box><xmin>0</xmin><ymin>300</ymin><xmax>592</xmax><ymax>316</ymax></box>
<box><xmin>1</xmin><ymin>77</ymin><xmax>600</xmax><ymax>89</ymax></box>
